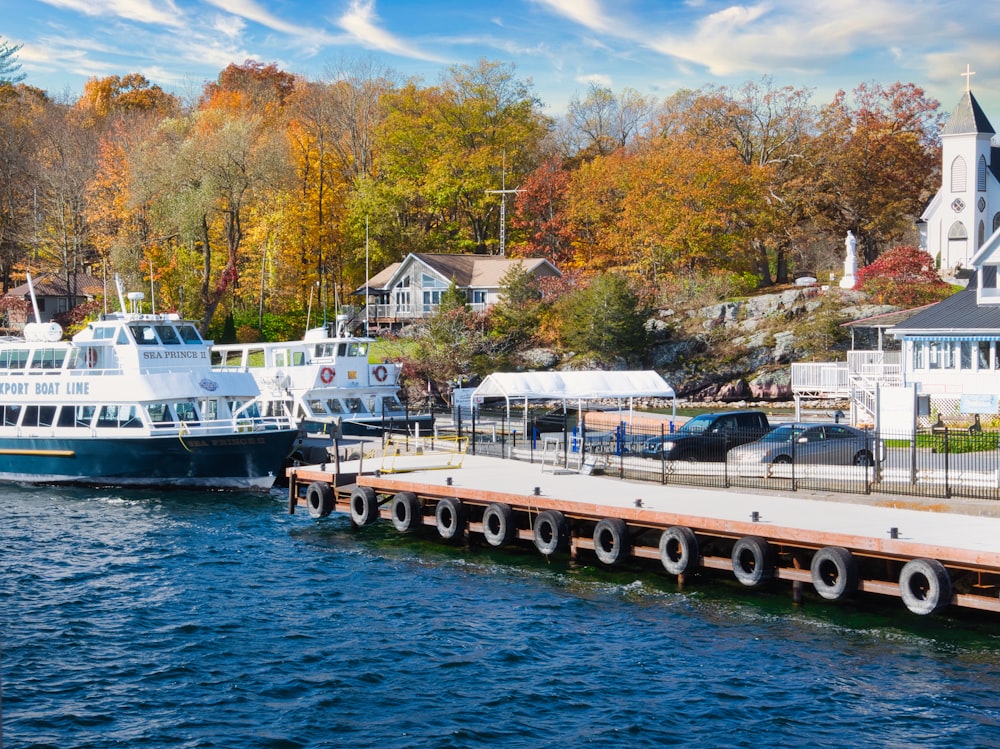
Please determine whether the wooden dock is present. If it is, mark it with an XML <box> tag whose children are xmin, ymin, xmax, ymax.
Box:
<box><xmin>286</xmin><ymin>449</ymin><xmax>1000</xmax><ymax>617</ymax></box>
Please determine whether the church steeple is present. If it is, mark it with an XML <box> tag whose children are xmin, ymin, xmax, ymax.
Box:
<box><xmin>941</xmin><ymin>66</ymin><xmax>995</xmax><ymax>135</ymax></box>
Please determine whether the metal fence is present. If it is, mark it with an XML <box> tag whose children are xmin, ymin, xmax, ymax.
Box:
<box><xmin>424</xmin><ymin>405</ymin><xmax>1000</xmax><ymax>502</ymax></box>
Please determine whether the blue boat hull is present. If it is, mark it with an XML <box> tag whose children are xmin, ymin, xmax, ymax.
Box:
<box><xmin>0</xmin><ymin>429</ymin><xmax>299</xmax><ymax>491</ymax></box>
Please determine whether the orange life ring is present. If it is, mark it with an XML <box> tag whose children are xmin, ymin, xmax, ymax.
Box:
<box><xmin>86</xmin><ymin>348</ymin><xmax>98</xmax><ymax>368</ymax></box>
<box><xmin>373</xmin><ymin>364</ymin><xmax>388</xmax><ymax>383</ymax></box>
<box><xmin>320</xmin><ymin>366</ymin><xmax>335</xmax><ymax>384</ymax></box>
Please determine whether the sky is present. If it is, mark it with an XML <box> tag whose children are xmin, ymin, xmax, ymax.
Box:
<box><xmin>3</xmin><ymin>0</ymin><xmax>1000</xmax><ymax>118</ymax></box>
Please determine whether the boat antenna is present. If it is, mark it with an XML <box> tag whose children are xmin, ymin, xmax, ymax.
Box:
<box><xmin>149</xmin><ymin>258</ymin><xmax>156</xmax><ymax>314</ymax></box>
<box><xmin>26</xmin><ymin>271</ymin><xmax>42</xmax><ymax>325</ymax></box>
<box><xmin>115</xmin><ymin>274</ymin><xmax>128</xmax><ymax>314</ymax></box>
<box><xmin>306</xmin><ymin>281</ymin><xmax>318</xmax><ymax>330</ymax></box>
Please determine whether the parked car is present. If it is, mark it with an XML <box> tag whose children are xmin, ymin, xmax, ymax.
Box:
<box><xmin>641</xmin><ymin>410</ymin><xmax>771</xmax><ymax>462</ymax></box>
<box><xmin>728</xmin><ymin>422</ymin><xmax>883</xmax><ymax>466</ymax></box>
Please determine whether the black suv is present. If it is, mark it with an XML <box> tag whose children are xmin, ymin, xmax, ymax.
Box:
<box><xmin>641</xmin><ymin>410</ymin><xmax>771</xmax><ymax>462</ymax></box>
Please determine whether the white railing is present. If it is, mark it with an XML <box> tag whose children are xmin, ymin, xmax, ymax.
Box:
<box><xmin>368</xmin><ymin>302</ymin><xmax>490</xmax><ymax>320</ymax></box>
<box><xmin>790</xmin><ymin>362</ymin><xmax>850</xmax><ymax>394</ymax></box>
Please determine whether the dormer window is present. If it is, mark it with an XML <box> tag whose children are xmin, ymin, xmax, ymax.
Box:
<box><xmin>979</xmin><ymin>264</ymin><xmax>1000</xmax><ymax>303</ymax></box>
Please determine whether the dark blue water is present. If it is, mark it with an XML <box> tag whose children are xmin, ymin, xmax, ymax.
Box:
<box><xmin>3</xmin><ymin>485</ymin><xmax>1000</xmax><ymax>749</ymax></box>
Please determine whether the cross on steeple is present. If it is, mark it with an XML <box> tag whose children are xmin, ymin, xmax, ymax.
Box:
<box><xmin>962</xmin><ymin>63</ymin><xmax>976</xmax><ymax>92</ymax></box>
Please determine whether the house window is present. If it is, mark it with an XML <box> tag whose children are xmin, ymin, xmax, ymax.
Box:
<box><xmin>471</xmin><ymin>290</ymin><xmax>487</xmax><ymax>305</ymax></box>
<box><xmin>913</xmin><ymin>342</ymin><xmax>925</xmax><ymax>370</ymax></box>
<box><xmin>979</xmin><ymin>341</ymin><xmax>993</xmax><ymax>370</ymax></box>
<box><xmin>951</xmin><ymin>156</ymin><xmax>967</xmax><ymax>192</ymax></box>
<box><xmin>961</xmin><ymin>341</ymin><xmax>973</xmax><ymax>369</ymax></box>
<box><xmin>983</xmin><ymin>266</ymin><xmax>998</xmax><ymax>289</ymax></box>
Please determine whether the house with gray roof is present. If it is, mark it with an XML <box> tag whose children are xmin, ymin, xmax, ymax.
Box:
<box><xmin>356</xmin><ymin>253</ymin><xmax>561</xmax><ymax>330</ymax></box>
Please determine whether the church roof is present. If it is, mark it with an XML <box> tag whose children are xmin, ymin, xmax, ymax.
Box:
<box><xmin>941</xmin><ymin>90</ymin><xmax>995</xmax><ymax>136</ymax></box>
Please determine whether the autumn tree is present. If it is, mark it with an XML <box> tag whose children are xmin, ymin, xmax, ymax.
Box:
<box><xmin>816</xmin><ymin>82</ymin><xmax>942</xmax><ymax>265</ymax></box>
<box><xmin>664</xmin><ymin>78</ymin><xmax>819</xmax><ymax>285</ymax></box>
<box><xmin>509</xmin><ymin>157</ymin><xmax>574</xmax><ymax>264</ymax></box>
<box><xmin>370</xmin><ymin>59</ymin><xmax>552</xmax><ymax>258</ymax></box>
<box><xmin>560</xmin><ymin>83</ymin><xmax>654</xmax><ymax>160</ymax></box>
<box><xmin>853</xmin><ymin>245</ymin><xmax>954</xmax><ymax>306</ymax></box>
<box><xmin>0</xmin><ymin>84</ymin><xmax>47</xmax><ymax>290</ymax></box>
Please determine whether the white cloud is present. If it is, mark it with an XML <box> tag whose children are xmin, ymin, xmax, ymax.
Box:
<box><xmin>36</xmin><ymin>0</ymin><xmax>186</xmax><ymax>28</ymax></box>
<box><xmin>338</xmin><ymin>0</ymin><xmax>449</xmax><ymax>63</ymax></box>
<box><xmin>529</xmin><ymin>0</ymin><xmax>618</xmax><ymax>34</ymax></box>
<box><xmin>203</xmin><ymin>0</ymin><xmax>323</xmax><ymax>38</ymax></box>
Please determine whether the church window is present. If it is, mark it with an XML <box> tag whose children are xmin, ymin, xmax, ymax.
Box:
<box><xmin>951</xmin><ymin>155</ymin><xmax>967</xmax><ymax>192</ymax></box>
<box><xmin>993</xmin><ymin>213</ymin><xmax>1000</xmax><ymax>233</ymax></box>
<box><xmin>979</xmin><ymin>220</ymin><xmax>986</xmax><ymax>247</ymax></box>
<box><xmin>979</xmin><ymin>155</ymin><xmax>988</xmax><ymax>191</ymax></box>
<box><xmin>948</xmin><ymin>221</ymin><xmax>967</xmax><ymax>239</ymax></box>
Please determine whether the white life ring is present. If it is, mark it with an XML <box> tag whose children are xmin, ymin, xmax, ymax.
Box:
<box><xmin>373</xmin><ymin>364</ymin><xmax>388</xmax><ymax>383</ymax></box>
<box><xmin>320</xmin><ymin>366</ymin><xmax>335</xmax><ymax>384</ymax></box>
<box><xmin>86</xmin><ymin>348</ymin><xmax>98</xmax><ymax>368</ymax></box>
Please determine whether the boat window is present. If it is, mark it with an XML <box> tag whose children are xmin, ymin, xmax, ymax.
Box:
<box><xmin>175</xmin><ymin>402</ymin><xmax>198</xmax><ymax>422</ymax></box>
<box><xmin>210</xmin><ymin>350</ymin><xmax>223</xmax><ymax>366</ymax></box>
<box><xmin>0</xmin><ymin>349</ymin><xmax>29</xmax><ymax>369</ymax></box>
<box><xmin>276</xmin><ymin>351</ymin><xmax>286</xmax><ymax>367</ymax></box>
<box><xmin>21</xmin><ymin>405</ymin><xmax>57</xmax><ymax>427</ymax></box>
<box><xmin>314</xmin><ymin>343</ymin><xmax>336</xmax><ymax>358</ymax></box>
<box><xmin>146</xmin><ymin>403</ymin><xmax>174</xmax><ymax>426</ymax></box>
<box><xmin>92</xmin><ymin>326</ymin><xmax>116</xmax><ymax>340</ymax></box>
<box><xmin>0</xmin><ymin>405</ymin><xmax>20</xmax><ymax>426</ymax></box>
<box><xmin>384</xmin><ymin>396</ymin><xmax>404</xmax><ymax>412</ymax></box>
<box><xmin>347</xmin><ymin>343</ymin><xmax>362</xmax><ymax>357</ymax></box>
<box><xmin>96</xmin><ymin>404</ymin><xmax>143</xmax><ymax>428</ymax></box>
<box><xmin>307</xmin><ymin>399</ymin><xmax>328</xmax><ymax>414</ymax></box>
<box><xmin>357</xmin><ymin>342</ymin><xmax>368</xmax><ymax>356</ymax></box>
<box><xmin>57</xmin><ymin>405</ymin><xmax>94</xmax><ymax>428</ymax></box>
<box><xmin>245</xmin><ymin>349</ymin><xmax>264</xmax><ymax>368</ymax></box>
<box><xmin>129</xmin><ymin>324</ymin><xmax>158</xmax><ymax>345</ymax></box>
<box><xmin>226</xmin><ymin>350</ymin><xmax>244</xmax><ymax>367</ymax></box>
<box><xmin>117</xmin><ymin>328</ymin><xmax>130</xmax><ymax>345</ymax></box>
<box><xmin>200</xmin><ymin>399</ymin><xmax>219</xmax><ymax>421</ymax></box>
<box><xmin>345</xmin><ymin>398</ymin><xmax>364</xmax><ymax>414</ymax></box>
<box><xmin>230</xmin><ymin>399</ymin><xmax>261</xmax><ymax>419</ymax></box>
<box><xmin>154</xmin><ymin>325</ymin><xmax>180</xmax><ymax>344</ymax></box>
<box><xmin>30</xmin><ymin>348</ymin><xmax>67</xmax><ymax>370</ymax></box>
<box><xmin>291</xmin><ymin>351</ymin><xmax>305</xmax><ymax>366</ymax></box>
<box><xmin>176</xmin><ymin>325</ymin><xmax>202</xmax><ymax>344</ymax></box>
<box><xmin>325</xmin><ymin>399</ymin><xmax>346</xmax><ymax>415</ymax></box>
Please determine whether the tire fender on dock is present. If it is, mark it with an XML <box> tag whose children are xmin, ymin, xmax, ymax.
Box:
<box><xmin>810</xmin><ymin>546</ymin><xmax>859</xmax><ymax>601</ymax></box>
<box><xmin>390</xmin><ymin>492</ymin><xmax>422</xmax><ymax>533</ymax></box>
<box><xmin>659</xmin><ymin>526</ymin><xmax>699</xmax><ymax>576</ymax></box>
<box><xmin>731</xmin><ymin>535</ymin><xmax>775</xmax><ymax>588</ymax></box>
<box><xmin>593</xmin><ymin>518</ymin><xmax>630</xmax><ymax>566</ymax></box>
<box><xmin>306</xmin><ymin>481</ymin><xmax>334</xmax><ymax>519</ymax></box>
<box><xmin>533</xmin><ymin>510</ymin><xmax>569</xmax><ymax>556</ymax></box>
<box><xmin>349</xmin><ymin>486</ymin><xmax>380</xmax><ymax>526</ymax></box>
<box><xmin>482</xmin><ymin>503</ymin><xmax>516</xmax><ymax>547</ymax></box>
<box><xmin>435</xmin><ymin>497</ymin><xmax>466</xmax><ymax>542</ymax></box>
<box><xmin>899</xmin><ymin>557</ymin><xmax>952</xmax><ymax>615</ymax></box>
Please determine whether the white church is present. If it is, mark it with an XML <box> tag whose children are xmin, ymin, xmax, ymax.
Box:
<box><xmin>918</xmin><ymin>67</ymin><xmax>1000</xmax><ymax>270</ymax></box>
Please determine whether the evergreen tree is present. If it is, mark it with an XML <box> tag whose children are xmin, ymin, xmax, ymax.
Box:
<box><xmin>555</xmin><ymin>273</ymin><xmax>648</xmax><ymax>361</ymax></box>
<box><xmin>0</xmin><ymin>38</ymin><xmax>25</xmax><ymax>86</ymax></box>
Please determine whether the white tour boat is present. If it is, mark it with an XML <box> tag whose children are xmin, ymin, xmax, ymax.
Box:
<box><xmin>211</xmin><ymin>322</ymin><xmax>432</xmax><ymax>456</ymax></box>
<box><xmin>0</xmin><ymin>278</ymin><xmax>299</xmax><ymax>490</ymax></box>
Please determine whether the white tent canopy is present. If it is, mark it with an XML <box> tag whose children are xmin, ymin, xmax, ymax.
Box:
<box><xmin>473</xmin><ymin>370</ymin><xmax>674</xmax><ymax>401</ymax></box>
<box><xmin>472</xmin><ymin>370</ymin><xmax>676</xmax><ymax>431</ymax></box>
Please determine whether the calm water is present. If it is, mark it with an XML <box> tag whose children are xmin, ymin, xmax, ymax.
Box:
<box><xmin>3</xmin><ymin>485</ymin><xmax>1000</xmax><ymax>749</ymax></box>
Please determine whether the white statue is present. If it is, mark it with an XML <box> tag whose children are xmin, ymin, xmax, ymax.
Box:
<box><xmin>840</xmin><ymin>230</ymin><xmax>858</xmax><ymax>289</ymax></box>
